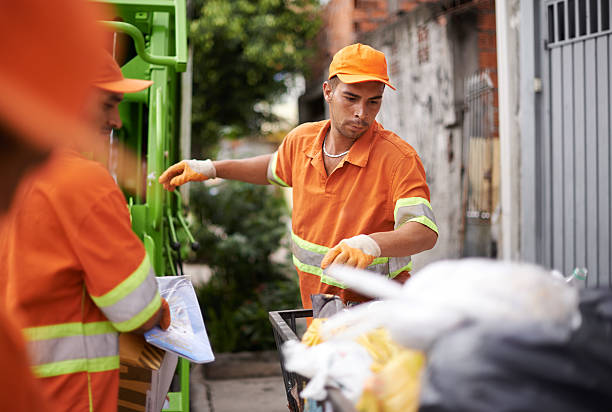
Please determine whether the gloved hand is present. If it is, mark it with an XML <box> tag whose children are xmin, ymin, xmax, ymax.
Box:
<box><xmin>160</xmin><ymin>298</ymin><xmax>171</xmax><ymax>330</ymax></box>
<box><xmin>321</xmin><ymin>234</ymin><xmax>381</xmax><ymax>269</ymax></box>
<box><xmin>158</xmin><ymin>159</ymin><xmax>216</xmax><ymax>191</ymax></box>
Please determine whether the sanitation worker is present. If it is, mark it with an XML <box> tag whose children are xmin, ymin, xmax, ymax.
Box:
<box><xmin>1</xmin><ymin>49</ymin><xmax>170</xmax><ymax>411</ymax></box>
<box><xmin>0</xmin><ymin>1</ymin><xmax>111</xmax><ymax>410</ymax></box>
<box><xmin>159</xmin><ymin>43</ymin><xmax>438</xmax><ymax>309</ymax></box>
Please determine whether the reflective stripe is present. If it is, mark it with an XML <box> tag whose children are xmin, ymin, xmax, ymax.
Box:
<box><xmin>408</xmin><ymin>215</ymin><xmax>439</xmax><ymax>235</ymax></box>
<box><xmin>90</xmin><ymin>253</ymin><xmax>161</xmax><ymax>330</ymax></box>
<box><xmin>24</xmin><ymin>321</ymin><xmax>119</xmax><ymax>378</ymax></box>
<box><xmin>266</xmin><ymin>152</ymin><xmax>290</xmax><ymax>187</ymax></box>
<box><xmin>394</xmin><ymin>197</ymin><xmax>438</xmax><ymax>234</ymax></box>
<box><xmin>29</xmin><ymin>333</ymin><xmax>118</xmax><ymax>366</ymax></box>
<box><xmin>33</xmin><ymin>356</ymin><xmax>119</xmax><ymax>378</ymax></box>
<box><xmin>111</xmin><ymin>293</ymin><xmax>161</xmax><ymax>332</ymax></box>
<box><xmin>291</xmin><ymin>232</ymin><xmax>412</xmax><ymax>288</ymax></box>
<box><xmin>24</xmin><ymin>321</ymin><xmax>115</xmax><ymax>340</ymax></box>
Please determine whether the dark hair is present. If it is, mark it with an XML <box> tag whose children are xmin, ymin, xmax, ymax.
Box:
<box><xmin>326</xmin><ymin>76</ymin><xmax>340</xmax><ymax>91</ymax></box>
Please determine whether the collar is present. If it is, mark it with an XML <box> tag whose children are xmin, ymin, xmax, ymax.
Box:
<box><xmin>305</xmin><ymin>120</ymin><xmax>379</xmax><ymax>168</ymax></box>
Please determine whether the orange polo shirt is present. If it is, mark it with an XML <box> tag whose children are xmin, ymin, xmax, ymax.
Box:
<box><xmin>1</xmin><ymin>150</ymin><xmax>161</xmax><ymax>412</ymax></box>
<box><xmin>267</xmin><ymin>120</ymin><xmax>438</xmax><ymax>308</ymax></box>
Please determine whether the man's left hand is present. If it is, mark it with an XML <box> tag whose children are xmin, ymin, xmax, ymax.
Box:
<box><xmin>321</xmin><ymin>234</ymin><xmax>381</xmax><ymax>269</ymax></box>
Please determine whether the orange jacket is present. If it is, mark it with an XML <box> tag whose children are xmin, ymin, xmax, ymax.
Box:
<box><xmin>267</xmin><ymin>120</ymin><xmax>438</xmax><ymax>308</ymax></box>
<box><xmin>1</xmin><ymin>150</ymin><xmax>161</xmax><ymax>411</ymax></box>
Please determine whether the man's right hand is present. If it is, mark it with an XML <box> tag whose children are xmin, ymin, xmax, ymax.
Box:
<box><xmin>158</xmin><ymin>159</ymin><xmax>216</xmax><ymax>191</ymax></box>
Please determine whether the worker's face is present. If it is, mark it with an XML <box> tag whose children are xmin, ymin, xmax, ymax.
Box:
<box><xmin>0</xmin><ymin>125</ymin><xmax>49</xmax><ymax>213</ymax></box>
<box><xmin>87</xmin><ymin>88</ymin><xmax>124</xmax><ymax>137</ymax></box>
<box><xmin>324</xmin><ymin>80</ymin><xmax>385</xmax><ymax>141</ymax></box>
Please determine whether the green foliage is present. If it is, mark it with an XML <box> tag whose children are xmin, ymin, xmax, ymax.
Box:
<box><xmin>189</xmin><ymin>0</ymin><xmax>321</xmax><ymax>155</ymax></box>
<box><xmin>190</xmin><ymin>181</ymin><xmax>300</xmax><ymax>352</ymax></box>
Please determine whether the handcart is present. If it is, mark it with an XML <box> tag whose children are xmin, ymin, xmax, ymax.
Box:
<box><xmin>269</xmin><ymin>309</ymin><xmax>356</xmax><ymax>412</ymax></box>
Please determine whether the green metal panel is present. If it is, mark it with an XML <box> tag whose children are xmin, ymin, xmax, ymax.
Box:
<box><xmin>96</xmin><ymin>1</ymin><xmax>193</xmax><ymax>410</ymax></box>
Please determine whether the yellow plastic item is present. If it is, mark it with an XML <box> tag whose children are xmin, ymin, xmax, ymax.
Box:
<box><xmin>301</xmin><ymin>318</ymin><xmax>328</xmax><ymax>347</ymax></box>
<box><xmin>356</xmin><ymin>329</ymin><xmax>425</xmax><ymax>412</ymax></box>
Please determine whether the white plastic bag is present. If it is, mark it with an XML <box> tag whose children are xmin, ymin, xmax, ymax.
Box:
<box><xmin>282</xmin><ymin>339</ymin><xmax>373</xmax><ymax>402</ymax></box>
<box><xmin>321</xmin><ymin>258</ymin><xmax>580</xmax><ymax>350</ymax></box>
<box><xmin>144</xmin><ymin>276</ymin><xmax>215</xmax><ymax>363</ymax></box>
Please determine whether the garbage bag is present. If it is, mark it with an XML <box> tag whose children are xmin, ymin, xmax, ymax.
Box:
<box><xmin>419</xmin><ymin>288</ymin><xmax>612</xmax><ymax>412</ymax></box>
<box><xmin>322</xmin><ymin>259</ymin><xmax>580</xmax><ymax>350</ymax></box>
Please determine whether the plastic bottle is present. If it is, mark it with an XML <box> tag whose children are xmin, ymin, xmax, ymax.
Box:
<box><xmin>565</xmin><ymin>267</ymin><xmax>588</xmax><ymax>289</ymax></box>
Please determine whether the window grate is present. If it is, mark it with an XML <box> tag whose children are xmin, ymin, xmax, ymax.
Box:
<box><xmin>547</xmin><ymin>0</ymin><xmax>612</xmax><ymax>47</ymax></box>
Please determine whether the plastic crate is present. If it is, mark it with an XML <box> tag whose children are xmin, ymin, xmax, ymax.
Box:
<box><xmin>269</xmin><ymin>309</ymin><xmax>356</xmax><ymax>412</ymax></box>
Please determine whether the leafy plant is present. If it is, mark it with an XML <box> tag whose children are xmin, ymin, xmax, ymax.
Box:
<box><xmin>190</xmin><ymin>181</ymin><xmax>300</xmax><ymax>352</ymax></box>
<box><xmin>188</xmin><ymin>0</ymin><xmax>321</xmax><ymax>156</ymax></box>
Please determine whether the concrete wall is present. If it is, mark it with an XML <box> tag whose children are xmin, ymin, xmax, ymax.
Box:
<box><xmin>363</xmin><ymin>7</ymin><xmax>481</xmax><ymax>270</ymax></box>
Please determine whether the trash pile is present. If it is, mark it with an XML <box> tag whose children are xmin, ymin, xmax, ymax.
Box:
<box><xmin>282</xmin><ymin>258</ymin><xmax>612</xmax><ymax>412</ymax></box>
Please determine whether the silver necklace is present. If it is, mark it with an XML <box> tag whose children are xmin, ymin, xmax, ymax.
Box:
<box><xmin>323</xmin><ymin>135</ymin><xmax>350</xmax><ymax>158</ymax></box>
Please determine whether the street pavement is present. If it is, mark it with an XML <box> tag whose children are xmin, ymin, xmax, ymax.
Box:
<box><xmin>190</xmin><ymin>352</ymin><xmax>289</xmax><ymax>412</ymax></box>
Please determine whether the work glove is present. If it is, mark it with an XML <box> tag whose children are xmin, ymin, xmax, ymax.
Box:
<box><xmin>160</xmin><ymin>298</ymin><xmax>171</xmax><ymax>330</ymax></box>
<box><xmin>158</xmin><ymin>159</ymin><xmax>216</xmax><ymax>191</ymax></box>
<box><xmin>321</xmin><ymin>234</ymin><xmax>381</xmax><ymax>269</ymax></box>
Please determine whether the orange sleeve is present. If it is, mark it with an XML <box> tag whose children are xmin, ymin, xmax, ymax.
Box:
<box><xmin>74</xmin><ymin>188</ymin><xmax>146</xmax><ymax>296</ymax></box>
<box><xmin>391</xmin><ymin>153</ymin><xmax>431</xmax><ymax>204</ymax></box>
<box><xmin>267</xmin><ymin>132</ymin><xmax>296</xmax><ymax>188</ymax></box>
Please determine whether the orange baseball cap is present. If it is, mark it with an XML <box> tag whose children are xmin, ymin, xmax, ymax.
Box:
<box><xmin>94</xmin><ymin>52</ymin><xmax>153</xmax><ymax>93</ymax></box>
<box><xmin>328</xmin><ymin>43</ymin><xmax>396</xmax><ymax>90</ymax></box>
<box><xmin>0</xmin><ymin>0</ymin><xmax>108</xmax><ymax>151</ymax></box>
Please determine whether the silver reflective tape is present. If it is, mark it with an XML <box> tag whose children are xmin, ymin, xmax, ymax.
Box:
<box><xmin>395</xmin><ymin>204</ymin><xmax>437</xmax><ymax>229</ymax></box>
<box><xmin>388</xmin><ymin>256</ymin><xmax>412</xmax><ymax>274</ymax></box>
<box><xmin>97</xmin><ymin>268</ymin><xmax>159</xmax><ymax>324</ymax></box>
<box><xmin>292</xmin><ymin>238</ymin><xmax>391</xmax><ymax>276</ymax></box>
<box><xmin>28</xmin><ymin>333</ymin><xmax>118</xmax><ymax>366</ymax></box>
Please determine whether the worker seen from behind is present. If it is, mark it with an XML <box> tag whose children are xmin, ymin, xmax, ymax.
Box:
<box><xmin>1</xmin><ymin>51</ymin><xmax>170</xmax><ymax>411</ymax></box>
<box><xmin>159</xmin><ymin>43</ymin><xmax>438</xmax><ymax>310</ymax></box>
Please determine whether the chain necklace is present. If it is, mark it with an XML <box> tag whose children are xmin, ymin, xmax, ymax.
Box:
<box><xmin>323</xmin><ymin>135</ymin><xmax>350</xmax><ymax>158</ymax></box>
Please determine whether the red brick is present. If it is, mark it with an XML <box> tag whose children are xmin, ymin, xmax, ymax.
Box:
<box><xmin>479</xmin><ymin>51</ymin><xmax>498</xmax><ymax>69</ymax></box>
<box><xmin>476</xmin><ymin>0</ymin><xmax>495</xmax><ymax>11</ymax></box>
<box><xmin>477</xmin><ymin>13</ymin><xmax>497</xmax><ymax>30</ymax></box>
<box><xmin>478</xmin><ymin>32</ymin><xmax>497</xmax><ymax>50</ymax></box>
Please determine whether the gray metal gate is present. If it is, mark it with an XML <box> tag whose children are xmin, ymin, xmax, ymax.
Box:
<box><xmin>539</xmin><ymin>0</ymin><xmax>611</xmax><ymax>286</ymax></box>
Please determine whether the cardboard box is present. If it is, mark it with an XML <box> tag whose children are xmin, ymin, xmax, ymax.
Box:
<box><xmin>118</xmin><ymin>333</ymin><xmax>178</xmax><ymax>412</ymax></box>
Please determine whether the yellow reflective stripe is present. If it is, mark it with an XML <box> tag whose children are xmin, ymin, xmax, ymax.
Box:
<box><xmin>267</xmin><ymin>152</ymin><xmax>290</xmax><ymax>187</ymax></box>
<box><xmin>293</xmin><ymin>256</ymin><xmax>348</xmax><ymax>289</ymax></box>
<box><xmin>394</xmin><ymin>197</ymin><xmax>433</xmax><ymax>222</ymax></box>
<box><xmin>23</xmin><ymin>321</ymin><xmax>114</xmax><ymax>341</ymax></box>
<box><xmin>394</xmin><ymin>197</ymin><xmax>433</xmax><ymax>213</ymax></box>
<box><xmin>292</xmin><ymin>232</ymin><xmax>329</xmax><ymax>255</ymax></box>
<box><xmin>90</xmin><ymin>253</ymin><xmax>151</xmax><ymax>308</ymax></box>
<box><xmin>33</xmin><ymin>355</ymin><xmax>119</xmax><ymax>378</ymax></box>
<box><xmin>111</xmin><ymin>293</ymin><xmax>161</xmax><ymax>332</ymax></box>
<box><xmin>389</xmin><ymin>261</ymin><xmax>413</xmax><ymax>278</ymax></box>
<box><xmin>408</xmin><ymin>215</ymin><xmax>439</xmax><ymax>234</ymax></box>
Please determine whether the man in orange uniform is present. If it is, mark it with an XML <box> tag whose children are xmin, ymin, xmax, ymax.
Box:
<box><xmin>158</xmin><ymin>44</ymin><xmax>438</xmax><ymax>309</ymax></box>
<box><xmin>1</xmin><ymin>51</ymin><xmax>170</xmax><ymax>411</ymax></box>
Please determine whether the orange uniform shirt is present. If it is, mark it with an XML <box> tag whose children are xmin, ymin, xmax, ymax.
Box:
<box><xmin>267</xmin><ymin>120</ymin><xmax>438</xmax><ymax>308</ymax></box>
<box><xmin>0</xmin><ymin>150</ymin><xmax>161</xmax><ymax>412</ymax></box>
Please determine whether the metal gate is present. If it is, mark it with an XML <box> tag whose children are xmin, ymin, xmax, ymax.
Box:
<box><xmin>462</xmin><ymin>69</ymin><xmax>499</xmax><ymax>257</ymax></box>
<box><xmin>538</xmin><ymin>0</ymin><xmax>611</xmax><ymax>286</ymax></box>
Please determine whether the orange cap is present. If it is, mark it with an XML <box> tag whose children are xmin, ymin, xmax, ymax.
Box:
<box><xmin>0</xmin><ymin>0</ymin><xmax>108</xmax><ymax>150</ymax></box>
<box><xmin>328</xmin><ymin>43</ymin><xmax>396</xmax><ymax>90</ymax></box>
<box><xmin>94</xmin><ymin>52</ymin><xmax>153</xmax><ymax>94</ymax></box>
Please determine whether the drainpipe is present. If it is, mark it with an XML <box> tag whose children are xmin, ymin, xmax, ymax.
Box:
<box><xmin>495</xmin><ymin>0</ymin><xmax>520</xmax><ymax>260</ymax></box>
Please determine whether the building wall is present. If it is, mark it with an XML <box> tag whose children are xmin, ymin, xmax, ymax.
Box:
<box><xmin>360</xmin><ymin>2</ymin><xmax>498</xmax><ymax>270</ymax></box>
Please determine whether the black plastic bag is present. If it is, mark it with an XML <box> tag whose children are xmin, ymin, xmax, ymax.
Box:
<box><xmin>419</xmin><ymin>288</ymin><xmax>612</xmax><ymax>412</ymax></box>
